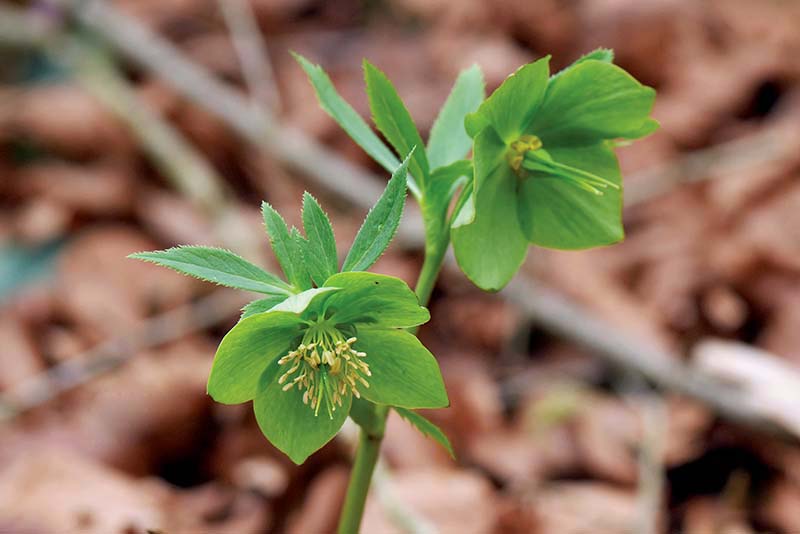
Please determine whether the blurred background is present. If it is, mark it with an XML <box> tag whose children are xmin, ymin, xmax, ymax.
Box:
<box><xmin>1</xmin><ymin>0</ymin><xmax>800</xmax><ymax>532</ymax></box>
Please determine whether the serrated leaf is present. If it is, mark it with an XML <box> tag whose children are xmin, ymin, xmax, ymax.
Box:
<box><xmin>427</xmin><ymin>65</ymin><xmax>485</xmax><ymax>170</ymax></box>
<box><xmin>301</xmin><ymin>193</ymin><xmax>338</xmax><ymax>285</ymax></box>
<box><xmin>129</xmin><ymin>246</ymin><xmax>293</xmax><ymax>295</ymax></box>
<box><xmin>395</xmin><ymin>407</ymin><xmax>455</xmax><ymax>459</ymax></box>
<box><xmin>261</xmin><ymin>202</ymin><xmax>311</xmax><ymax>290</ymax></box>
<box><xmin>364</xmin><ymin>60</ymin><xmax>429</xmax><ymax>189</ymax></box>
<box><xmin>293</xmin><ymin>53</ymin><xmax>400</xmax><ymax>174</ymax></box>
<box><xmin>341</xmin><ymin>153</ymin><xmax>411</xmax><ymax>272</ymax></box>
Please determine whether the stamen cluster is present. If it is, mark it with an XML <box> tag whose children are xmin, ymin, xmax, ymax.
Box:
<box><xmin>277</xmin><ymin>332</ymin><xmax>370</xmax><ymax>418</ymax></box>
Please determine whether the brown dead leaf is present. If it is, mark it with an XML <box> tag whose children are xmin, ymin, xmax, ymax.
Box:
<box><xmin>361</xmin><ymin>468</ymin><xmax>498</xmax><ymax>534</ymax></box>
<box><xmin>531</xmin><ymin>482</ymin><xmax>641</xmax><ymax>534</ymax></box>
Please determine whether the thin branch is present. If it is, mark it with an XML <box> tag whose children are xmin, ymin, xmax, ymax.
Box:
<box><xmin>501</xmin><ymin>276</ymin><xmax>798</xmax><ymax>443</ymax></box>
<box><xmin>0</xmin><ymin>291</ymin><xmax>246</xmax><ymax>422</ymax></box>
<box><xmin>217</xmin><ymin>0</ymin><xmax>281</xmax><ymax>114</ymax></box>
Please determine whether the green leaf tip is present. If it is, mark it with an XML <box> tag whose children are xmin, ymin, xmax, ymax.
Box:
<box><xmin>129</xmin><ymin>245</ymin><xmax>293</xmax><ymax>295</ymax></box>
<box><xmin>342</xmin><ymin>151</ymin><xmax>412</xmax><ymax>273</ymax></box>
<box><xmin>395</xmin><ymin>407</ymin><xmax>455</xmax><ymax>459</ymax></box>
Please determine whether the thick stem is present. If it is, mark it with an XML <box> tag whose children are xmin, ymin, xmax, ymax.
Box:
<box><xmin>338</xmin><ymin>404</ymin><xmax>388</xmax><ymax>534</ymax></box>
<box><xmin>336</xmin><ymin>225</ymin><xmax>449</xmax><ymax>533</ymax></box>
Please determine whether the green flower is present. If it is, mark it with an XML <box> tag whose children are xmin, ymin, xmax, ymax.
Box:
<box><xmin>207</xmin><ymin>271</ymin><xmax>448</xmax><ymax>464</ymax></box>
<box><xmin>452</xmin><ymin>50</ymin><xmax>657</xmax><ymax>290</ymax></box>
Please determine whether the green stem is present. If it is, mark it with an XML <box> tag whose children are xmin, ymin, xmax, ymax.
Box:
<box><xmin>337</xmin><ymin>224</ymin><xmax>449</xmax><ymax>533</ymax></box>
<box><xmin>337</xmin><ymin>404</ymin><xmax>388</xmax><ymax>534</ymax></box>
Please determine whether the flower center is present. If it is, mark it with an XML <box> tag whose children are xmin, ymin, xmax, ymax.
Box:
<box><xmin>277</xmin><ymin>325</ymin><xmax>370</xmax><ymax>418</ymax></box>
<box><xmin>506</xmin><ymin>134</ymin><xmax>543</xmax><ymax>172</ymax></box>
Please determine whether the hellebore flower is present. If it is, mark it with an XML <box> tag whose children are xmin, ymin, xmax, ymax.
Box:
<box><xmin>451</xmin><ymin>50</ymin><xmax>657</xmax><ymax>290</ymax></box>
<box><xmin>207</xmin><ymin>271</ymin><xmax>448</xmax><ymax>463</ymax></box>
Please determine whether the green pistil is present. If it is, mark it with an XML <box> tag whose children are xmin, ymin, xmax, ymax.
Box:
<box><xmin>521</xmin><ymin>149</ymin><xmax>620</xmax><ymax>196</ymax></box>
<box><xmin>506</xmin><ymin>134</ymin><xmax>619</xmax><ymax>195</ymax></box>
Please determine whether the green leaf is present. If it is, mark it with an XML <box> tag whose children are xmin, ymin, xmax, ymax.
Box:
<box><xmin>323</xmin><ymin>272</ymin><xmax>429</xmax><ymax>328</ymax></box>
<box><xmin>342</xmin><ymin>153</ymin><xmax>411</xmax><ymax>273</ymax></box>
<box><xmin>427</xmin><ymin>65</ymin><xmax>485</xmax><ymax>170</ymax></box>
<box><xmin>395</xmin><ymin>407</ymin><xmax>454</xmax><ymax>459</ymax></box>
<box><xmin>354</xmin><ymin>328</ymin><xmax>448</xmax><ymax>409</ymax></box>
<box><xmin>293</xmin><ymin>53</ymin><xmax>400</xmax><ymax>174</ymax></box>
<box><xmin>208</xmin><ymin>311</ymin><xmax>303</xmax><ymax>404</ymax></box>
<box><xmin>254</xmin><ymin>357</ymin><xmax>350</xmax><ymax>464</ymax></box>
<box><xmin>301</xmin><ymin>192</ymin><xmax>338</xmax><ymax>286</ymax></box>
<box><xmin>451</xmin><ymin>129</ymin><xmax>527</xmax><ymax>291</ymax></box>
<box><xmin>261</xmin><ymin>202</ymin><xmax>311</xmax><ymax>290</ymax></box>
<box><xmin>364</xmin><ymin>60</ymin><xmax>429</xmax><ymax>188</ymax></box>
<box><xmin>464</xmin><ymin>56</ymin><xmax>550</xmax><ymax>142</ymax></box>
<box><xmin>517</xmin><ymin>143</ymin><xmax>623</xmax><ymax>249</ymax></box>
<box><xmin>530</xmin><ymin>59</ymin><xmax>656</xmax><ymax>146</ymax></box>
<box><xmin>129</xmin><ymin>246</ymin><xmax>293</xmax><ymax>295</ymax></box>
<box><xmin>240</xmin><ymin>295</ymin><xmax>287</xmax><ymax>319</ymax></box>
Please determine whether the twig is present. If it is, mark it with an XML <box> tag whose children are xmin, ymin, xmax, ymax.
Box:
<box><xmin>0</xmin><ymin>290</ymin><xmax>247</xmax><ymax>422</ymax></box>
<box><xmin>66</xmin><ymin>41</ymin><xmax>231</xmax><ymax>213</ymax></box>
<box><xmin>501</xmin><ymin>276</ymin><xmax>798</xmax><ymax>443</ymax></box>
<box><xmin>633</xmin><ymin>395</ymin><xmax>667</xmax><ymax>534</ymax></box>
<box><xmin>217</xmin><ymin>0</ymin><xmax>281</xmax><ymax>114</ymax></box>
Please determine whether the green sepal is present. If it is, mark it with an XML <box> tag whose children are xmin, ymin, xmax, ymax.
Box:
<box><xmin>354</xmin><ymin>328</ymin><xmax>448</xmax><ymax>409</ymax></box>
<box><xmin>342</xmin><ymin>152</ymin><xmax>411</xmax><ymax>273</ymax></box>
<box><xmin>207</xmin><ymin>311</ymin><xmax>304</xmax><ymax>404</ymax></box>
<box><xmin>364</xmin><ymin>60</ymin><xmax>429</xmax><ymax>189</ymax></box>
<box><xmin>529</xmin><ymin>59</ymin><xmax>656</xmax><ymax>147</ymax></box>
<box><xmin>464</xmin><ymin>56</ymin><xmax>550</xmax><ymax>142</ymax></box>
<box><xmin>551</xmin><ymin>48</ymin><xmax>615</xmax><ymax>81</ymax></box>
<box><xmin>395</xmin><ymin>407</ymin><xmax>455</xmax><ymax>459</ymax></box>
<box><xmin>254</xmin><ymin>357</ymin><xmax>351</xmax><ymax>464</ymax></box>
<box><xmin>129</xmin><ymin>246</ymin><xmax>293</xmax><ymax>296</ymax></box>
<box><xmin>349</xmin><ymin>397</ymin><xmax>380</xmax><ymax>431</ymax></box>
<box><xmin>323</xmin><ymin>272</ymin><xmax>429</xmax><ymax>328</ymax></box>
<box><xmin>451</xmin><ymin>128</ymin><xmax>527</xmax><ymax>291</ymax></box>
<box><xmin>517</xmin><ymin>143</ymin><xmax>623</xmax><ymax>249</ymax></box>
<box><xmin>427</xmin><ymin>64</ymin><xmax>485</xmax><ymax>170</ymax></box>
<box><xmin>301</xmin><ymin>192</ymin><xmax>338</xmax><ymax>286</ymax></box>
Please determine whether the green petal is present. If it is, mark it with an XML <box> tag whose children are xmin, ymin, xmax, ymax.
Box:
<box><xmin>530</xmin><ymin>59</ymin><xmax>655</xmax><ymax>147</ymax></box>
<box><xmin>517</xmin><ymin>143</ymin><xmax>624</xmax><ymax>249</ymax></box>
<box><xmin>253</xmin><ymin>359</ymin><xmax>350</xmax><ymax>464</ymax></box>
<box><xmin>323</xmin><ymin>272</ymin><xmax>429</xmax><ymax>328</ymax></box>
<box><xmin>451</xmin><ymin>128</ymin><xmax>528</xmax><ymax>291</ymax></box>
<box><xmin>355</xmin><ymin>328</ymin><xmax>448</xmax><ymax>409</ymax></box>
<box><xmin>271</xmin><ymin>286</ymin><xmax>339</xmax><ymax>315</ymax></box>
<box><xmin>466</xmin><ymin>56</ymin><xmax>550</xmax><ymax>142</ymax></box>
<box><xmin>208</xmin><ymin>311</ymin><xmax>304</xmax><ymax>404</ymax></box>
